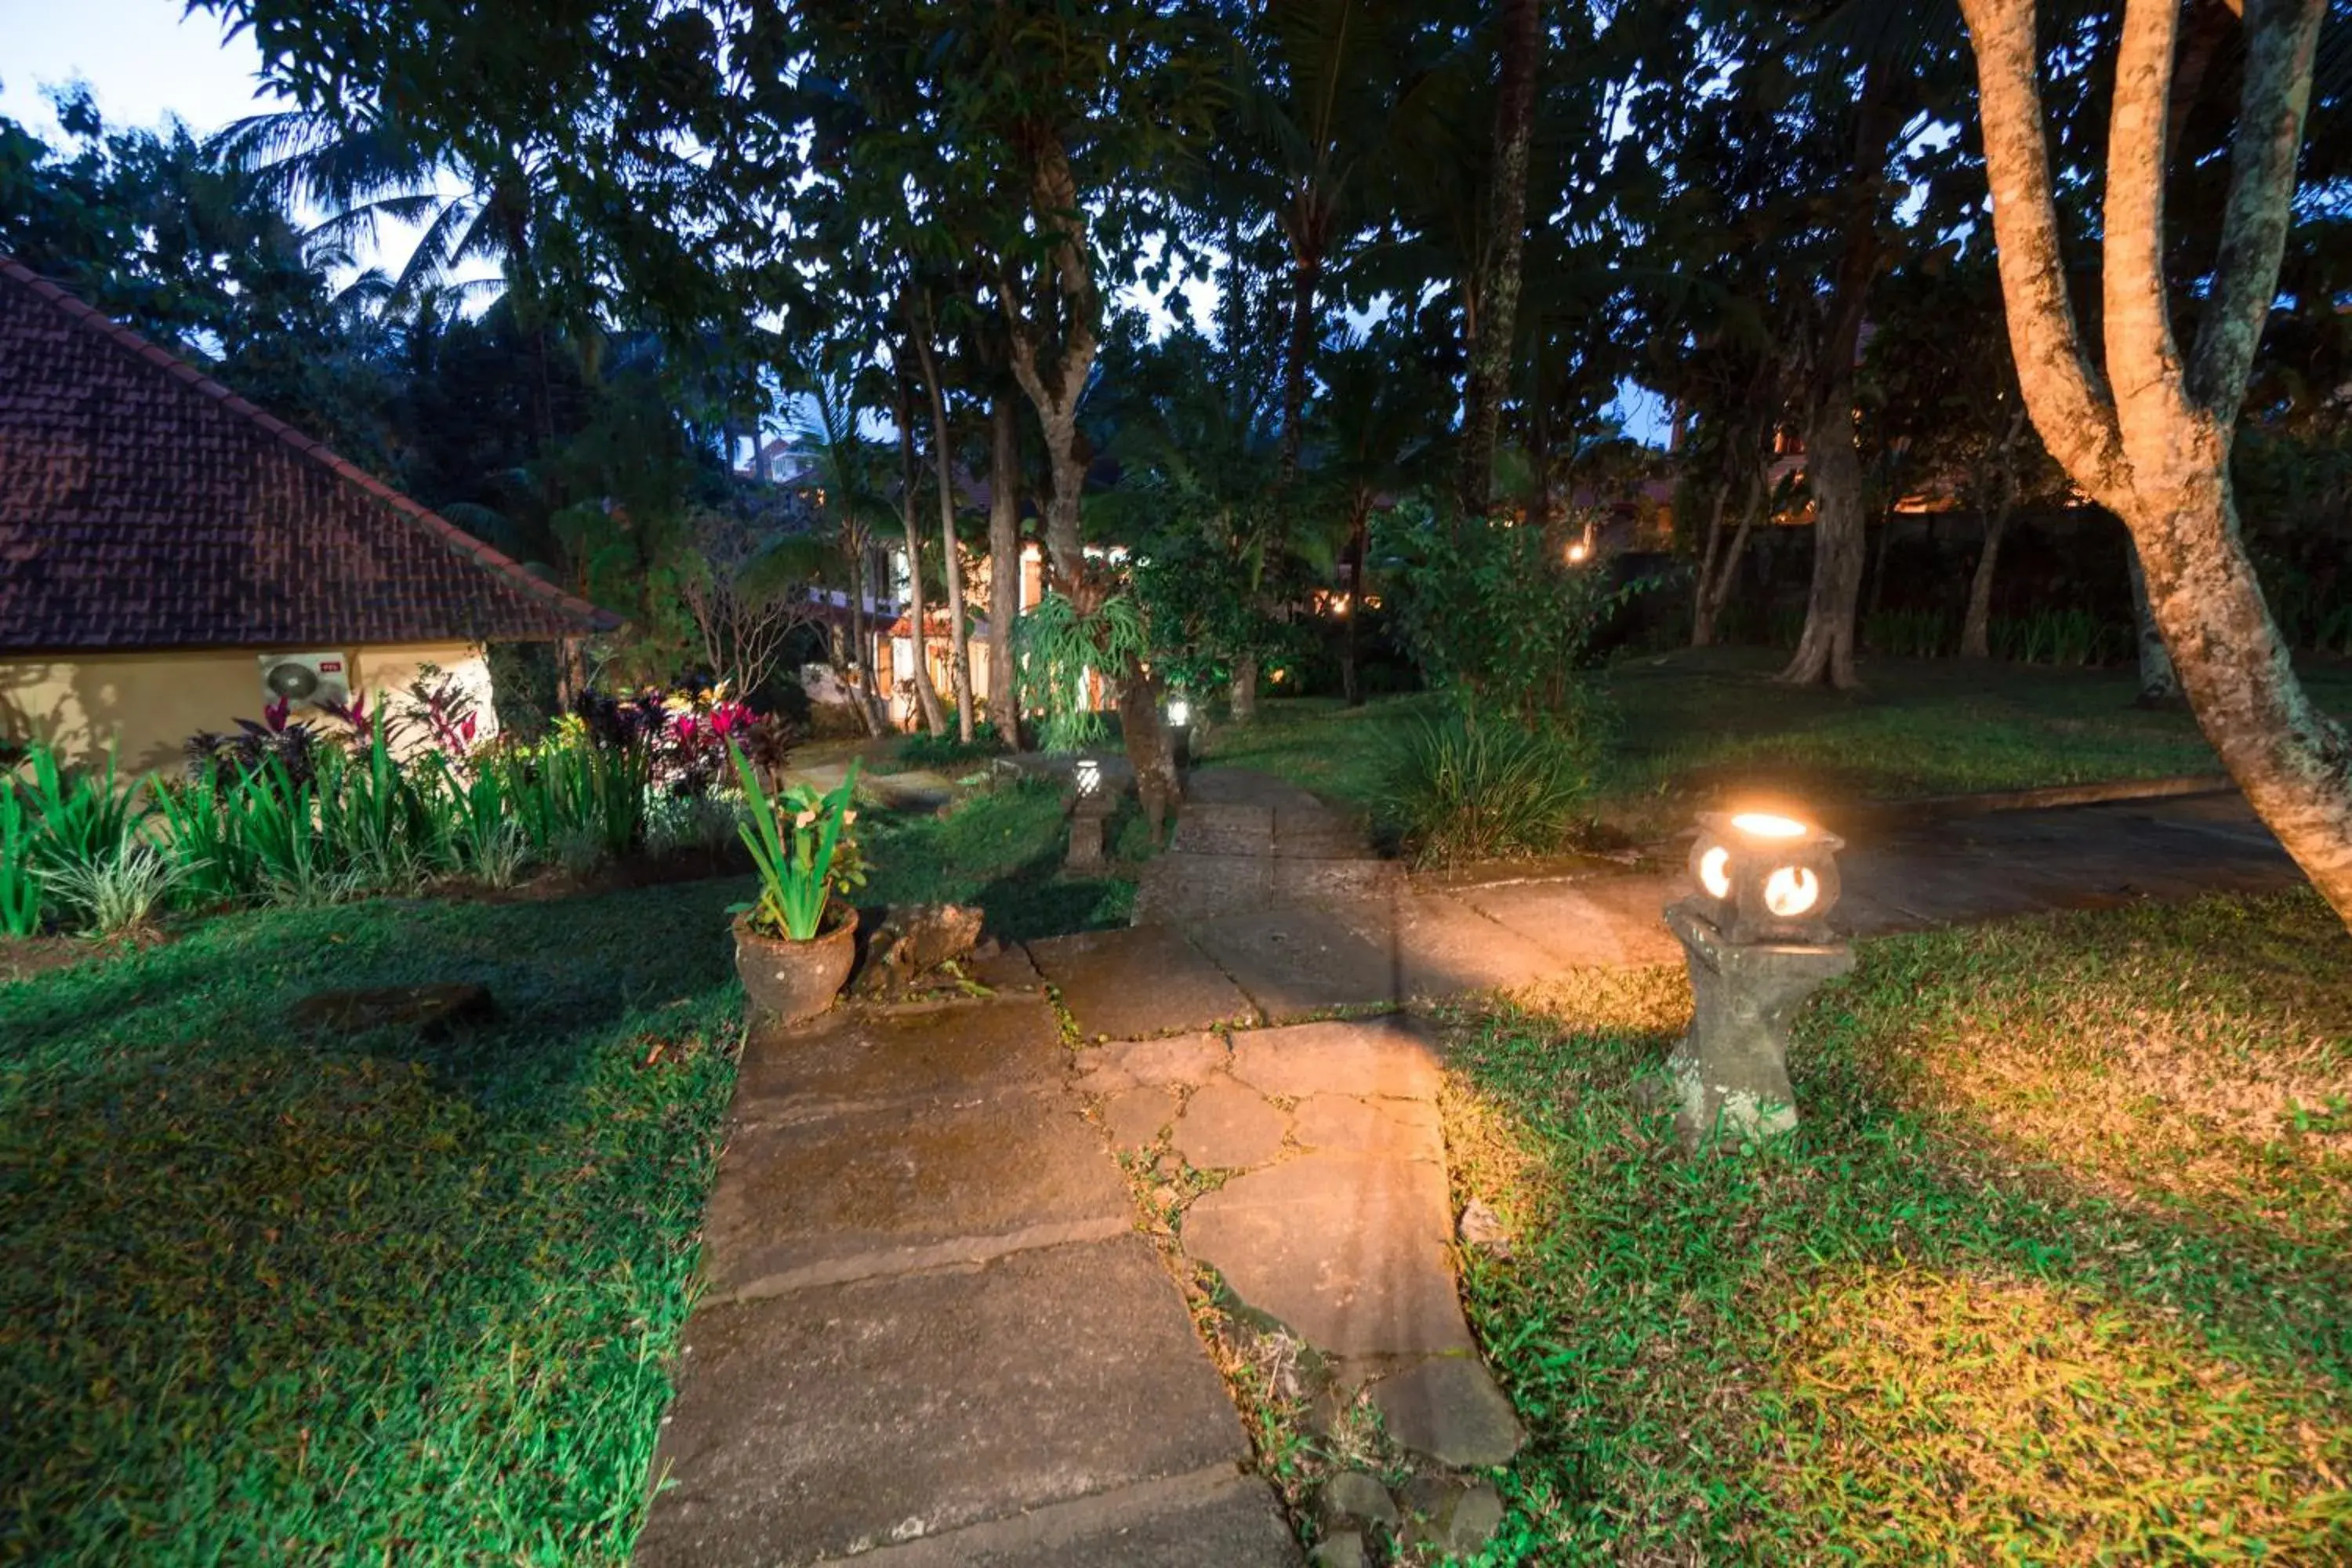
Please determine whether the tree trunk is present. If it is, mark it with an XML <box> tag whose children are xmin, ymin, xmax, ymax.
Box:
<box><xmin>2125</xmin><ymin>545</ymin><xmax>2183</xmax><ymax>703</ymax></box>
<box><xmin>1116</xmin><ymin>657</ymin><xmax>1179</xmax><ymax>840</ymax></box>
<box><xmin>1863</xmin><ymin>501</ymin><xmax>1899</xmax><ymax>622</ymax></box>
<box><xmin>1962</xmin><ymin>0</ymin><xmax>2352</xmax><ymax>919</ymax></box>
<box><xmin>1959</xmin><ymin>509</ymin><xmax>2012</xmax><ymax>659</ymax></box>
<box><xmin>1279</xmin><ymin>238</ymin><xmax>1323</xmax><ymax>482</ymax></box>
<box><xmin>996</xmin><ymin>130</ymin><xmax>1098</xmax><ymax>591</ymax></box>
<box><xmin>1960</xmin><ymin>405</ymin><xmax>2029</xmax><ymax>659</ymax></box>
<box><xmin>1230</xmin><ymin>654</ymin><xmax>1260</xmax><ymax>725</ymax></box>
<box><xmin>1693</xmin><ymin>472</ymin><xmax>1764</xmax><ymax>648</ymax></box>
<box><xmin>1455</xmin><ymin>0</ymin><xmax>1540</xmax><ymax>520</ymax></box>
<box><xmin>846</xmin><ymin>539</ymin><xmax>888</xmax><ymax>739</ymax></box>
<box><xmin>1342</xmin><ymin>503</ymin><xmax>1370</xmax><ymax>706</ymax></box>
<box><xmin>988</xmin><ymin>392</ymin><xmax>1025</xmax><ymax>749</ymax></box>
<box><xmin>895</xmin><ymin>405</ymin><xmax>948</xmax><ymax>737</ymax></box>
<box><xmin>1780</xmin><ymin>389</ymin><xmax>1868</xmax><ymax>688</ymax></box>
<box><xmin>911</xmin><ymin>304</ymin><xmax>976</xmax><ymax>742</ymax></box>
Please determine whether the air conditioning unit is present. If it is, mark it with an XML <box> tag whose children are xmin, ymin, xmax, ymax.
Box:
<box><xmin>258</xmin><ymin>651</ymin><xmax>351</xmax><ymax>711</ymax></box>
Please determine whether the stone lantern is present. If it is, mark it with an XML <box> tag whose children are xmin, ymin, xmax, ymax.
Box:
<box><xmin>1664</xmin><ymin>810</ymin><xmax>1853</xmax><ymax>1151</ymax></box>
<box><xmin>1065</xmin><ymin>755</ymin><xmax>1112</xmax><ymax>874</ymax></box>
<box><xmin>1164</xmin><ymin>695</ymin><xmax>1194</xmax><ymax>771</ymax></box>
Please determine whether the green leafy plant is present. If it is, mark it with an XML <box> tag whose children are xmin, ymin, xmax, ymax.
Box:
<box><xmin>731</xmin><ymin>749</ymin><xmax>863</xmax><ymax>939</ymax></box>
<box><xmin>2</xmin><ymin>784</ymin><xmax>42</xmax><ymax>936</ymax></box>
<box><xmin>1015</xmin><ymin>591</ymin><xmax>1147</xmax><ymax>753</ymax></box>
<box><xmin>1373</xmin><ymin>709</ymin><xmax>1598</xmax><ymax>867</ymax></box>
<box><xmin>26</xmin><ymin>744</ymin><xmax>142</xmax><ymax>881</ymax></box>
<box><xmin>42</xmin><ymin>843</ymin><xmax>180</xmax><ymax>935</ymax></box>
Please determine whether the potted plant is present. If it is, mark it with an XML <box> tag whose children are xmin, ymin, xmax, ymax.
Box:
<box><xmin>728</xmin><ymin>748</ymin><xmax>865</xmax><ymax>1022</ymax></box>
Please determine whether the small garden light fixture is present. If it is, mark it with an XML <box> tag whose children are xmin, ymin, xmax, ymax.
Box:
<box><xmin>1686</xmin><ymin>811</ymin><xmax>1844</xmax><ymax>944</ymax></box>
<box><xmin>1073</xmin><ymin>757</ymin><xmax>1105</xmax><ymax>800</ymax></box>
<box><xmin>1164</xmin><ymin>694</ymin><xmax>1194</xmax><ymax>769</ymax></box>
<box><xmin>1663</xmin><ymin>806</ymin><xmax>1854</xmax><ymax>1152</ymax></box>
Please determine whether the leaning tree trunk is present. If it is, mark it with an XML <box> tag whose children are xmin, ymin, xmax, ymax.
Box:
<box><xmin>1693</xmin><ymin>474</ymin><xmax>1765</xmax><ymax>648</ymax></box>
<box><xmin>998</xmin><ymin>131</ymin><xmax>1098</xmax><ymax>591</ymax></box>
<box><xmin>1960</xmin><ymin>406</ymin><xmax>2029</xmax><ymax>659</ymax></box>
<box><xmin>1962</xmin><ymin>0</ymin><xmax>2352</xmax><ymax>918</ymax></box>
<box><xmin>894</xmin><ymin>408</ymin><xmax>948</xmax><ymax>737</ymax></box>
<box><xmin>987</xmin><ymin>392</ymin><xmax>1025</xmax><ymax>750</ymax></box>
<box><xmin>1959</xmin><ymin>508</ymin><xmax>2013</xmax><ymax>659</ymax></box>
<box><xmin>912</xmin><ymin>314</ymin><xmax>977</xmax><ymax>742</ymax></box>
<box><xmin>1780</xmin><ymin>389</ymin><xmax>1869</xmax><ymax>688</ymax></box>
<box><xmin>1456</xmin><ymin>0</ymin><xmax>1540</xmax><ymax>520</ymax></box>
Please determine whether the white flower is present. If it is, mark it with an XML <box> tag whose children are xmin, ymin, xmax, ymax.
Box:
<box><xmin>794</xmin><ymin>808</ymin><xmax>818</xmax><ymax>829</ymax></box>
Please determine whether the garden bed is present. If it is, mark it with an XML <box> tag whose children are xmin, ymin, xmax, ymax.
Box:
<box><xmin>1439</xmin><ymin>889</ymin><xmax>2352</xmax><ymax>1561</ymax></box>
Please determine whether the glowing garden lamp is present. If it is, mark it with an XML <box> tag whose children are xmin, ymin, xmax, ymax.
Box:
<box><xmin>1073</xmin><ymin>757</ymin><xmax>1105</xmax><ymax>800</ymax></box>
<box><xmin>1664</xmin><ymin>806</ymin><xmax>1854</xmax><ymax>1152</ymax></box>
<box><xmin>1687</xmin><ymin>811</ymin><xmax>1844</xmax><ymax>945</ymax></box>
<box><xmin>1163</xmin><ymin>694</ymin><xmax>1194</xmax><ymax>770</ymax></box>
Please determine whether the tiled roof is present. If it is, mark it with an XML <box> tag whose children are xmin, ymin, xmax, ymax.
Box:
<box><xmin>0</xmin><ymin>253</ymin><xmax>619</xmax><ymax>652</ymax></box>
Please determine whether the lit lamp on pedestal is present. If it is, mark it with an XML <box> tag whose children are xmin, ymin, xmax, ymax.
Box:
<box><xmin>1065</xmin><ymin>755</ymin><xmax>1110</xmax><ymax>874</ymax></box>
<box><xmin>1664</xmin><ymin>811</ymin><xmax>1853</xmax><ymax>1150</ymax></box>
<box><xmin>1165</xmin><ymin>694</ymin><xmax>1193</xmax><ymax>771</ymax></box>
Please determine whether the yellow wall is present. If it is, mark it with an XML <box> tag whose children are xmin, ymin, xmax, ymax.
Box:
<box><xmin>1</xmin><ymin>641</ymin><xmax>491</xmax><ymax>773</ymax></box>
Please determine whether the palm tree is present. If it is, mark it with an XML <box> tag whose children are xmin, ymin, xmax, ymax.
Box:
<box><xmin>788</xmin><ymin>372</ymin><xmax>898</xmax><ymax>738</ymax></box>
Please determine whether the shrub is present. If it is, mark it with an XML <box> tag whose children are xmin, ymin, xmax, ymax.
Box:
<box><xmin>898</xmin><ymin>721</ymin><xmax>1004</xmax><ymax>770</ymax></box>
<box><xmin>1374</xmin><ymin>710</ymin><xmax>1598</xmax><ymax>867</ymax></box>
<box><xmin>42</xmin><ymin>843</ymin><xmax>180</xmax><ymax>935</ymax></box>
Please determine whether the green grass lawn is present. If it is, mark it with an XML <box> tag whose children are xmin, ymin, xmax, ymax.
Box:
<box><xmin>1441</xmin><ymin>891</ymin><xmax>2352</xmax><ymax>1563</ymax></box>
<box><xmin>0</xmin><ymin>781</ymin><xmax>1123</xmax><ymax>1563</ymax></box>
<box><xmin>1199</xmin><ymin>650</ymin><xmax>2352</xmax><ymax>842</ymax></box>
<box><xmin>2</xmin><ymin>880</ymin><xmax>744</xmax><ymax>1563</ymax></box>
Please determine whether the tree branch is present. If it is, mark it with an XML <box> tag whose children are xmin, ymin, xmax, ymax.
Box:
<box><xmin>1957</xmin><ymin>0</ymin><xmax>2131</xmax><ymax>508</ymax></box>
<box><xmin>2103</xmin><ymin>0</ymin><xmax>2202</xmax><ymax>449</ymax></box>
<box><xmin>2187</xmin><ymin>0</ymin><xmax>2328</xmax><ymax>423</ymax></box>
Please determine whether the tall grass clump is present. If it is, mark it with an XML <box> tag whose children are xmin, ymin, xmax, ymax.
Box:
<box><xmin>1374</xmin><ymin>710</ymin><xmax>1598</xmax><ymax>866</ymax></box>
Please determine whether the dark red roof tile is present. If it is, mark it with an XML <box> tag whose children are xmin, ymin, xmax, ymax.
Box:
<box><xmin>0</xmin><ymin>252</ymin><xmax>620</xmax><ymax>652</ymax></box>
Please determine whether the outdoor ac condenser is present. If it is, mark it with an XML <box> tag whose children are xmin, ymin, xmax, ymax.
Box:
<box><xmin>257</xmin><ymin>651</ymin><xmax>351</xmax><ymax>710</ymax></box>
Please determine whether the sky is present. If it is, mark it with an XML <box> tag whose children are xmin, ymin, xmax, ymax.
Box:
<box><xmin>0</xmin><ymin>0</ymin><xmax>1668</xmax><ymax>445</ymax></box>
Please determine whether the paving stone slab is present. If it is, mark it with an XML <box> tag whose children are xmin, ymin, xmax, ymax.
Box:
<box><xmin>812</xmin><ymin>1466</ymin><xmax>1300</xmax><ymax>1566</ymax></box>
<box><xmin>1290</xmin><ymin>1094</ymin><xmax>1443</xmax><ymax>1163</ymax></box>
<box><xmin>1075</xmin><ymin>1031</ymin><xmax>1230</xmax><ymax>1096</ymax></box>
<box><xmin>1172</xmin><ymin>803</ymin><xmax>1276</xmax><ymax>857</ymax></box>
<box><xmin>1227</xmin><ymin>1016</ymin><xmax>1443</xmax><ymax>1103</ymax></box>
<box><xmin>1132</xmin><ymin>852</ymin><xmax>1276</xmax><ymax>925</ymax></box>
<box><xmin>1369</xmin><ymin>1356</ymin><xmax>1525</xmax><ymax>1467</ymax></box>
<box><xmin>1103</xmin><ymin>1084</ymin><xmax>1183</xmax><ymax>1150</ymax></box>
<box><xmin>1183</xmin><ymin>1152</ymin><xmax>1472</xmax><ymax>1356</ymax></box>
<box><xmin>1185</xmin><ymin>904</ymin><xmax>1399</xmax><ymax>1022</ymax></box>
<box><xmin>1173</xmin><ymin>1076</ymin><xmax>1292</xmax><ymax>1169</ymax></box>
<box><xmin>1031</xmin><ymin>925</ymin><xmax>1258</xmax><ymax>1040</ymax></box>
<box><xmin>1336</xmin><ymin>891</ymin><xmax>1568</xmax><ymax>999</ymax></box>
<box><xmin>1184</xmin><ymin>768</ymin><xmax>1329</xmax><ymax>812</ymax></box>
<box><xmin>969</xmin><ymin>942</ymin><xmax>1046</xmax><ymax>994</ymax></box>
<box><xmin>1459</xmin><ymin>877</ymin><xmax>1682</xmax><ymax>968</ymax></box>
<box><xmin>637</xmin><ymin>1236</ymin><xmax>1250</xmax><ymax>1568</ymax></box>
<box><xmin>735</xmin><ymin>996</ymin><xmax>1063</xmax><ymax>1115</ymax></box>
<box><xmin>700</xmin><ymin>1087</ymin><xmax>1131</xmax><ymax>1297</ymax></box>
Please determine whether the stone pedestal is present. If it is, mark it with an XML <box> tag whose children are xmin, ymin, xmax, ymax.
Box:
<box><xmin>1664</xmin><ymin>900</ymin><xmax>1853</xmax><ymax>1151</ymax></box>
<box><xmin>1065</xmin><ymin>800</ymin><xmax>1110</xmax><ymax>875</ymax></box>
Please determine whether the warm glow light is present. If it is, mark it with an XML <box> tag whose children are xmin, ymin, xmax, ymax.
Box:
<box><xmin>1167</xmin><ymin>698</ymin><xmax>1191</xmax><ymax>726</ymax></box>
<box><xmin>1730</xmin><ymin>811</ymin><xmax>1808</xmax><ymax>840</ymax></box>
<box><xmin>1565</xmin><ymin>540</ymin><xmax>1590</xmax><ymax>564</ymax></box>
<box><xmin>1762</xmin><ymin>865</ymin><xmax>1820</xmax><ymax>916</ymax></box>
<box><xmin>1698</xmin><ymin>845</ymin><xmax>1733</xmax><ymax>899</ymax></box>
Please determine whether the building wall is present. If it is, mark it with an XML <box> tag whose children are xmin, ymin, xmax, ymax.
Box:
<box><xmin>2</xmin><ymin>640</ymin><xmax>495</xmax><ymax>773</ymax></box>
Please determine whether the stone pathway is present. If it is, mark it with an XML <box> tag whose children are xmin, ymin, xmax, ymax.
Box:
<box><xmin>636</xmin><ymin>980</ymin><xmax>1299</xmax><ymax>1567</ymax></box>
<box><xmin>641</xmin><ymin>771</ymin><xmax>2307</xmax><ymax>1565</ymax></box>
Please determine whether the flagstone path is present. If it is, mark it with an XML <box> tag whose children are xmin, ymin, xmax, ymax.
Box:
<box><xmin>639</xmin><ymin>768</ymin><xmax>2305</xmax><ymax>1565</ymax></box>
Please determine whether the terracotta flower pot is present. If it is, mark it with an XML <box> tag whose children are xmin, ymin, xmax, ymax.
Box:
<box><xmin>731</xmin><ymin>908</ymin><xmax>857</xmax><ymax>1024</ymax></box>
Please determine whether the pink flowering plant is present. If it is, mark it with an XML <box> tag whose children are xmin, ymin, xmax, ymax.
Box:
<box><xmin>730</xmin><ymin>748</ymin><xmax>863</xmax><ymax>940</ymax></box>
